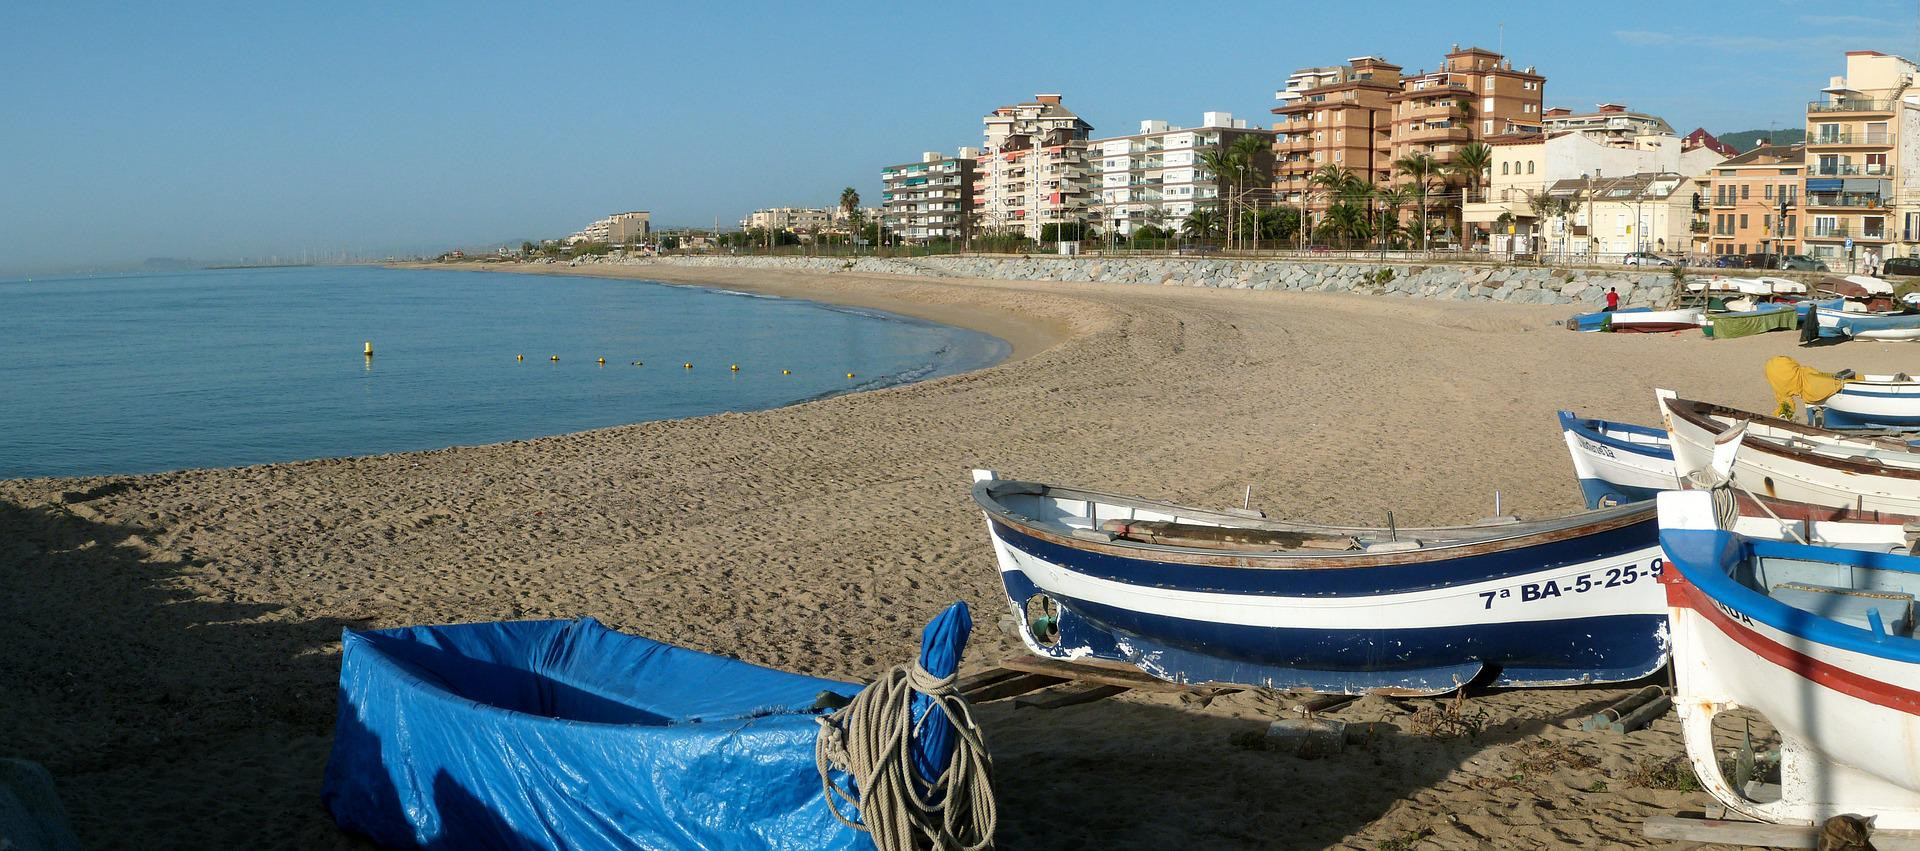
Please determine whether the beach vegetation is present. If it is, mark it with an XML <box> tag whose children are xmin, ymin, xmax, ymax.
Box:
<box><xmin>1040</xmin><ymin>221</ymin><xmax>1087</xmax><ymax>243</ymax></box>
<box><xmin>1406</xmin><ymin>691</ymin><xmax>1488</xmax><ymax>741</ymax></box>
<box><xmin>1624</xmin><ymin>756</ymin><xmax>1704</xmax><ymax>792</ymax></box>
<box><xmin>1377</xmin><ymin>826</ymin><xmax>1435</xmax><ymax>851</ymax></box>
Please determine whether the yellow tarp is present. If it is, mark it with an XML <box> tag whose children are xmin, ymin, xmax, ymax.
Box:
<box><xmin>1765</xmin><ymin>355</ymin><xmax>1849</xmax><ymax>418</ymax></box>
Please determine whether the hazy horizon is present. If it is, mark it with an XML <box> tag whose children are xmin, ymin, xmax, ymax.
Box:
<box><xmin>6</xmin><ymin>0</ymin><xmax>1917</xmax><ymax>276</ymax></box>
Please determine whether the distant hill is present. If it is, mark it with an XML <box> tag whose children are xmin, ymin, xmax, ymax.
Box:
<box><xmin>1716</xmin><ymin>128</ymin><xmax>1805</xmax><ymax>152</ymax></box>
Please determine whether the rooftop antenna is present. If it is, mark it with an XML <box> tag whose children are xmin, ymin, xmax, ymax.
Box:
<box><xmin>1498</xmin><ymin>22</ymin><xmax>1504</xmax><ymax>57</ymax></box>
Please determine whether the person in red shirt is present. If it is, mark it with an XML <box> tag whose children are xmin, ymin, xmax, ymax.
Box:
<box><xmin>1604</xmin><ymin>287</ymin><xmax>1620</xmax><ymax>312</ymax></box>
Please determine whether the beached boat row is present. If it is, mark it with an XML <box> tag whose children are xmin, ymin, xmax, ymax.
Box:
<box><xmin>318</xmin><ymin>357</ymin><xmax>1920</xmax><ymax>847</ymax></box>
<box><xmin>1567</xmin><ymin>274</ymin><xmax>1920</xmax><ymax>343</ymax></box>
<box><xmin>974</xmin><ymin>377</ymin><xmax>1920</xmax><ymax>834</ymax></box>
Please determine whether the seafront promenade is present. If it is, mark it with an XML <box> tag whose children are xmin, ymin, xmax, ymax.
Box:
<box><xmin>7</xmin><ymin>261</ymin><xmax>1914</xmax><ymax>847</ymax></box>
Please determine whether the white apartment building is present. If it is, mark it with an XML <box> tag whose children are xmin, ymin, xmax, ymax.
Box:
<box><xmin>882</xmin><ymin>149</ymin><xmax>978</xmax><ymax>244</ymax></box>
<box><xmin>1089</xmin><ymin>112</ymin><xmax>1274</xmax><ymax>236</ymax></box>
<box><xmin>567</xmin><ymin>211</ymin><xmax>650</xmax><ymax>244</ymax></box>
<box><xmin>739</xmin><ymin>207</ymin><xmax>875</xmax><ymax>236</ymax></box>
<box><xmin>973</xmin><ymin>94</ymin><xmax>1094</xmax><ymax>240</ymax></box>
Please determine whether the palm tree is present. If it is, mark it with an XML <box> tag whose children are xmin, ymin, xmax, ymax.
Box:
<box><xmin>1451</xmin><ymin>142</ymin><xmax>1493</xmax><ymax>204</ymax></box>
<box><xmin>1229</xmin><ymin>134</ymin><xmax>1272</xmax><ymax>249</ymax></box>
<box><xmin>839</xmin><ymin>187</ymin><xmax>860</xmax><ymax>249</ymax></box>
<box><xmin>1304</xmin><ymin>165</ymin><xmax>1355</xmax><ymax>248</ymax></box>
<box><xmin>1393</xmin><ymin>152</ymin><xmax>1442</xmax><ymax>250</ymax></box>
<box><xmin>1196</xmin><ymin>146</ymin><xmax>1242</xmax><ymax>249</ymax></box>
<box><xmin>1182</xmin><ymin>208</ymin><xmax>1223</xmax><ymax>241</ymax></box>
<box><xmin>1373</xmin><ymin>185</ymin><xmax>1411</xmax><ymax>250</ymax></box>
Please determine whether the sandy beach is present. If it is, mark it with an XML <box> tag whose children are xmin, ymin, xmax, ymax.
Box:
<box><xmin>7</xmin><ymin>260</ymin><xmax>1915</xmax><ymax>849</ymax></box>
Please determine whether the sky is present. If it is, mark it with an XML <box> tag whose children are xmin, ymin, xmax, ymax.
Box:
<box><xmin>4</xmin><ymin>0</ymin><xmax>1919</xmax><ymax>275</ymax></box>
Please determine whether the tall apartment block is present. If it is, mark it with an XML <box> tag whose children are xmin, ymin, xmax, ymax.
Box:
<box><xmin>973</xmin><ymin>94</ymin><xmax>1094</xmax><ymax>240</ymax></box>
<box><xmin>1271</xmin><ymin>56</ymin><xmax>1403</xmax><ymax>210</ymax></box>
<box><xmin>1388</xmin><ymin>45</ymin><xmax>1544</xmax><ymax>170</ymax></box>
<box><xmin>1803</xmin><ymin>50</ymin><xmax>1920</xmax><ymax>265</ymax></box>
<box><xmin>567</xmin><ymin>211</ymin><xmax>651</xmax><ymax>244</ymax></box>
<box><xmin>1090</xmin><ymin>113</ymin><xmax>1275</xmax><ymax>236</ymax></box>
<box><xmin>882</xmin><ymin>150</ymin><xmax>978</xmax><ymax>244</ymax></box>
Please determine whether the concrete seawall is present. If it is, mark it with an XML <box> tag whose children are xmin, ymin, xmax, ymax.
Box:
<box><xmin>548</xmin><ymin>254</ymin><xmax>1691</xmax><ymax>309</ymax></box>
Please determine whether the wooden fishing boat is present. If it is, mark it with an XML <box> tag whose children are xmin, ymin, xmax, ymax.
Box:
<box><xmin>1559</xmin><ymin>411</ymin><xmax>1678</xmax><ymax>507</ymax></box>
<box><xmin>1659</xmin><ymin>490</ymin><xmax>1920</xmax><ymax>828</ymax></box>
<box><xmin>1822</xmin><ymin>373</ymin><xmax>1920</xmax><ymax>429</ymax></box>
<box><xmin>1659</xmin><ymin>391</ymin><xmax>1920</xmax><ymax>523</ymax></box>
<box><xmin>970</xmin><ymin>470</ymin><xmax>1669</xmax><ymax>695</ymax></box>
<box><xmin>1607</xmin><ymin>307</ymin><xmax>1706</xmax><ymax>334</ymax></box>
<box><xmin>323</xmin><ymin>607</ymin><xmax>988</xmax><ymax>850</ymax></box>
<box><xmin>1817</xmin><ymin>309</ymin><xmax>1920</xmax><ymax>341</ymax></box>
<box><xmin>1559</xmin><ymin>411</ymin><xmax>1907</xmax><ymax>550</ymax></box>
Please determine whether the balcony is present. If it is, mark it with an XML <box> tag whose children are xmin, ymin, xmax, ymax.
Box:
<box><xmin>1809</xmin><ymin>99</ymin><xmax>1897</xmax><ymax>114</ymax></box>
<box><xmin>1809</xmin><ymin>163</ymin><xmax>1893</xmax><ymax>177</ymax></box>
<box><xmin>1805</xmin><ymin>225</ymin><xmax>1890</xmax><ymax>241</ymax></box>
<box><xmin>1809</xmin><ymin>130</ymin><xmax>1891</xmax><ymax>146</ymax></box>
<box><xmin>1805</xmin><ymin>194</ymin><xmax>1888</xmax><ymax>209</ymax></box>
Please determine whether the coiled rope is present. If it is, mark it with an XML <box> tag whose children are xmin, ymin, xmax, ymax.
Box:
<box><xmin>1683</xmin><ymin>468</ymin><xmax>1741</xmax><ymax>531</ymax></box>
<box><xmin>815</xmin><ymin>663</ymin><xmax>996</xmax><ymax>851</ymax></box>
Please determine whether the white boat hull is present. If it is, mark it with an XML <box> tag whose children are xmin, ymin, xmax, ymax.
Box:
<box><xmin>1661</xmin><ymin>394</ymin><xmax>1920</xmax><ymax>521</ymax></box>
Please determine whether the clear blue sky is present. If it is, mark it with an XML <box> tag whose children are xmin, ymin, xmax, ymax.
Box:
<box><xmin>4</xmin><ymin>0</ymin><xmax>1916</xmax><ymax>275</ymax></box>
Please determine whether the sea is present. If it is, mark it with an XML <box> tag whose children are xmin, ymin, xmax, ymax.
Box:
<box><xmin>0</xmin><ymin>266</ymin><xmax>1009</xmax><ymax>479</ymax></box>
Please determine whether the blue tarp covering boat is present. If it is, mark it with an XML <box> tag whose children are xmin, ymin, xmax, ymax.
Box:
<box><xmin>322</xmin><ymin>611</ymin><xmax>976</xmax><ymax>850</ymax></box>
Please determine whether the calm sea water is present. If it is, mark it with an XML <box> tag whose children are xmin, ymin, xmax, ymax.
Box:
<box><xmin>0</xmin><ymin>266</ymin><xmax>1008</xmax><ymax>479</ymax></box>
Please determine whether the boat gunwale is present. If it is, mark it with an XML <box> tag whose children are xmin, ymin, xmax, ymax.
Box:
<box><xmin>1665</xmin><ymin>396</ymin><xmax>1920</xmax><ymax>479</ymax></box>
<box><xmin>1559</xmin><ymin>411</ymin><xmax>1674</xmax><ymax>460</ymax></box>
<box><xmin>1662</xmin><ymin>528</ymin><xmax>1920</xmax><ymax>665</ymax></box>
<box><xmin>973</xmin><ymin>478</ymin><xmax>1655</xmax><ymax>569</ymax></box>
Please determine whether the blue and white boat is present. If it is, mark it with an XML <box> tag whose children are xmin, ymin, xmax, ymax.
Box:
<box><xmin>1558</xmin><ymin>411</ymin><xmax>1678</xmax><ymax>508</ymax></box>
<box><xmin>1818</xmin><ymin>309</ymin><xmax>1920</xmax><ymax>341</ymax></box>
<box><xmin>970</xmin><ymin>470</ymin><xmax>1669</xmax><ymax>695</ymax></box>
<box><xmin>1820</xmin><ymin>373</ymin><xmax>1920</xmax><ymax>429</ymax></box>
<box><xmin>1659</xmin><ymin>490</ymin><xmax>1920</xmax><ymax>828</ymax></box>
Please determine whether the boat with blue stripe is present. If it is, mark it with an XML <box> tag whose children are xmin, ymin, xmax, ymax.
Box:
<box><xmin>970</xmin><ymin>470</ymin><xmax>1669</xmax><ymax>696</ymax></box>
<box><xmin>1558</xmin><ymin>411</ymin><xmax>1677</xmax><ymax>508</ymax></box>
<box><xmin>1658</xmin><ymin>490</ymin><xmax>1920</xmax><ymax>828</ymax></box>
<box><xmin>1819</xmin><ymin>373</ymin><xmax>1920</xmax><ymax>429</ymax></box>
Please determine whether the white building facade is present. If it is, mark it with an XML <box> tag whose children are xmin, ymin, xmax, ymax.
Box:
<box><xmin>973</xmin><ymin>94</ymin><xmax>1094</xmax><ymax>240</ymax></box>
<box><xmin>1088</xmin><ymin>112</ymin><xmax>1274</xmax><ymax>236</ymax></box>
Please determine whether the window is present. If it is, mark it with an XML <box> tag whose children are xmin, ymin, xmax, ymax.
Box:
<box><xmin>1764</xmin><ymin>214</ymin><xmax>1772</xmax><ymax>230</ymax></box>
<box><xmin>1739</xmin><ymin>214</ymin><xmax>1748</xmax><ymax>229</ymax></box>
<box><xmin>1741</xmin><ymin>184</ymin><xmax>1749</xmax><ymax>200</ymax></box>
<box><xmin>1764</xmin><ymin>185</ymin><xmax>1773</xmax><ymax>200</ymax></box>
<box><xmin>1483</xmin><ymin>97</ymin><xmax>1496</xmax><ymax>112</ymax></box>
<box><xmin>1869</xmin><ymin>153</ymin><xmax>1889</xmax><ymax>174</ymax></box>
<box><xmin>1502</xmin><ymin>162</ymin><xmax>1510</xmax><ymax>175</ymax></box>
<box><xmin>1527</xmin><ymin>161</ymin><xmax>1534</xmax><ymax>174</ymax></box>
<box><xmin>1484</xmin><ymin>77</ymin><xmax>1495</xmax><ymax>91</ymax></box>
<box><xmin>1482</xmin><ymin>119</ymin><xmax>1493</xmax><ymax>134</ymax></box>
<box><xmin>1524</xmin><ymin>103</ymin><xmax>1535</xmax><ymax>113</ymax></box>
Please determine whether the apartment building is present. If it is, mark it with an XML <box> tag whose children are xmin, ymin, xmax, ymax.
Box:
<box><xmin>739</xmin><ymin>207</ymin><xmax>875</xmax><ymax>238</ymax></box>
<box><xmin>1387</xmin><ymin>46</ymin><xmax>1545</xmax><ymax>166</ymax></box>
<box><xmin>567</xmin><ymin>211</ymin><xmax>651</xmax><ymax>244</ymax></box>
<box><xmin>1540</xmin><ymin>104</ymin><xmax>1673</xmax><ymax>147</ymax></box>
<box><xmin>1089</xmin><ymin>113</ymin><xmax>1275</xmax><ymax>236</ymax></box>
<box><xmin>882</xmin><ymin>150</ymin><xmax>979</xmax><ymax>244</ymax></box>
<box><xmin>1541</xmin><ymin>172</ymin><xmax>1699</xmax><ymax>257</ymax></box>
<box><xmin>1802</xmin><ymin>50</ymin><xmax>1920</xmax><ymax>266</ymax></box>
<box><xmin>1270</xmin><ymin>56</ymin><xmax>1403</xmax><ymax>211</ymax></box>
<box><xmin>973</xmin><ymin>94</ymin><xmax>1095</xmax><ymax>240</ymax></box>
<box><xmin>1702</xmin><ymin>143</ymin><xmax>1804</xmax><ymax>259</ymax></box>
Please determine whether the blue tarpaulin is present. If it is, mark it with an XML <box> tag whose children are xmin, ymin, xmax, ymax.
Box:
<box><xmin>321</xmin><ymin>618</ymin><xmax>875</xmax><ymax>850</ymax></box>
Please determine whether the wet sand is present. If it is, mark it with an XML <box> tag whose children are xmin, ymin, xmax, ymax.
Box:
<box><xmin>6</xmin><ymin>261</ymin><xmax>1910</xmax><ymax>848</ymax></box>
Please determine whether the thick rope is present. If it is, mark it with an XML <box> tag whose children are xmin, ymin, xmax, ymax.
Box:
<box><xmin>1683</xmin><ymin>468</ymin><xmax>1741</xmax><ymax>531</ymax></box>
<box><xmin>815</xmin><ymin>663</ymin><xmax>996</xmax><ymax>851</ymax></box>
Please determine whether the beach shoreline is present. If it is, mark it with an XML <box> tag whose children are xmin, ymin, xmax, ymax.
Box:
<box><xmin>9</xmin><ymin>262</ymin><xmax>1916</xmax><ymax>847</ymax></box>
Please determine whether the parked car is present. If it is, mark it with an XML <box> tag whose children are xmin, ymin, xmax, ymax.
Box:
<box><xmin>1778</xmin><ymin>254</ymin><xmax>1829</xmax><ymax>272</ymax></box>
<box><xmin>1740</xmin><ymin>253</ymin><xmax>1786</xmax><ymax>270</ymax></box>
<box><xmin>1713</xmin><ymin>255</ymin><xmax>1751</xmax><ymax>269</ymax></box>
<box><xmin>1883</xmin><ymin>256</ymin><xmax>1920</xmax><ymax>277</ymax></box>
<box><xmin>1623</xmin><ymin>252</ymin><xmax>1677</xmax><ymax>267</ymax></box>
